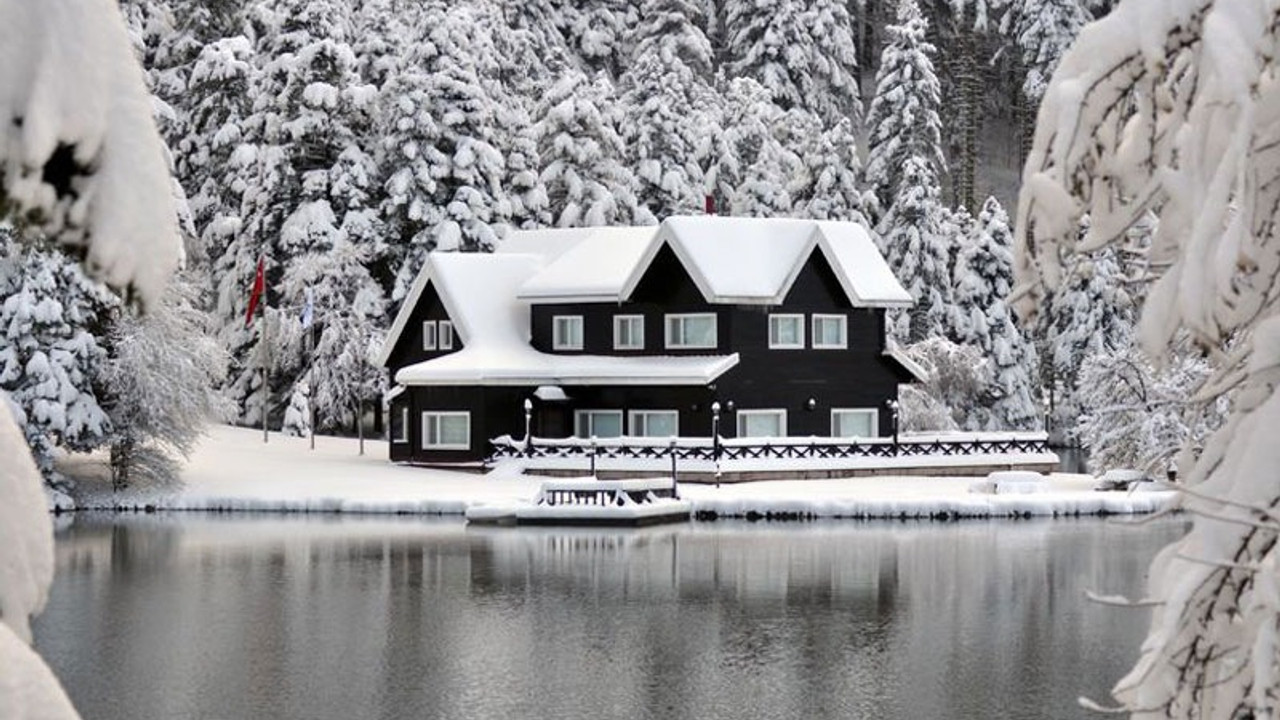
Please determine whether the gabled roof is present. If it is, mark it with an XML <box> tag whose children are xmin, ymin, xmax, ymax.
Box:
<box><xmin>514</xmin><ymin>216</ymin><xmax>912</xmax><ymax>308</ymax></box>
<box><xmin>375</xmin><ymin>252</ymin><xmax>543</xmax><ymax>367</ymax></box>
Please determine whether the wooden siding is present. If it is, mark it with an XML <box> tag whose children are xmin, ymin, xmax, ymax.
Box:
<box><xmin>382</xmin><ymin>282</ymin><xmax>464</xmax><ymax>370</ymax></box>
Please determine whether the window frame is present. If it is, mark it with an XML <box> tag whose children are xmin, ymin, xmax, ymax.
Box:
<box><xmin>811</xmin><ymin>314</ymin><xmax>848</xmax><ymax>349</ymax></box>
<box><xmin>628</xmin><ymin>409</ymin><xmax>680</xmax><ymax>438</ymax></box>
<box><xmin>552</xmin><ymin>315</ymin><xmax>584</xmax><ymax>351</ymax></box>
<box><xmin>664</xmin><ymin>313</ymin><xmax>718</xmax><ymax>350</ymax></box>
<box><xmin>830</xmin><ymin>408</ymin><xmax>879</xmax><ymax>438</ymax></box>
<box><xmin>768</xmin><ymin>314</ymin><xmax>806</xmax><ymax>349</ymax></box>
<box><xmin>438</xmin><ymin>320</ymin><xmax>454</xmax><ymax>350</ymax></box>
<box><xmin>613</xmin><ymin>314</ymin><xmax>645</xmax><ymax>351</ymax></box>
<box><xmin>421</xmin><ymin>411</ymin><xmax>470</xmax><ymax>450</ymax></box>
<box><xmin>735</xmin><ymin>409</ymin><xmax>788</xmax><ymax>438</ymax></box>
<box><xmin>574</xmin><ymin>409</ymin><xmax>624</xmax><ymax>439</ymax></box>
<box><xmin>421</xmin><ymin>320</ymin><xmax>437</xmax><ymax>351</ymax></box>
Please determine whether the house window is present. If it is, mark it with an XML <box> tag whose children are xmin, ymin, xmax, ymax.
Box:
<box><xmin>421</xmin><ymin>321</ymin><xmax>437</xmax><ymax>351</ymax></box>
<box><xmin>831</xmin><ymin>408</ymin><xmax>878</xmax><ymax>438</ymax></box>
<box><xmin>421</xmin><ymin>411</ymin><xmax>470</xmax><ymax>450</ymax></box>
<box><xmin>438</xmin><ymin>320</ymin><xmax>453</xmax><ymax>350</ymax></box>
<box><xmin>614</xmin><ymin>315</ymin><xmax>644</xmax><ymax>350</ymax></box>
<box><xmin>391</xmin><ymin>405</ymin><xmax>409</xmax><ymax>443</ymax></box>
<box><xmin>629</xmin><ymin>410</ymin><xmax>679</xmax><ymax>438</ymax></box>
<box><xmin>574</xmin><ymin>410</ymin><xmax>623</xmax><ymax>438</ymax></box>
<box><xmin>553</xmin><ymin>315</ymin><xmax>584</xmax><ymax>350</ymax></box>
<box><xmin>736</xmin><ymin>409</ymin><xmax>787</xmax><ymax>438</ymax></box>
<box><xmin>812</xmin><ymin>314</ymin><xmax>848</xmax><ymax>349</ymax></box>
<box><xmin>768</xmin><ymin>314</ymin><xmax>805</xmax><ymax>349</ymax></box>
<box><xmin>664</xmin><ymin>313</ymin><xmax>717</xmax><ymax>349</ymax></box>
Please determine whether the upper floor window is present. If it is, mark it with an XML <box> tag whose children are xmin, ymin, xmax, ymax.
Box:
<box><xmin>553</xmin><ymin>315</ymin><xmax>584</xmax><ymax>350</ymax></box>
<box><xmin>768</xmin><ymin>314</ymin><xmax>805</xmax><ymax>349</ymax></box>
<box><xmin>664</xmin><ymin>313</ymin><xmax>717</xmax><ymax>349</ymax></box>
<box><xmin>421</xmin><ymin>321</ymin><xmax>437</xmax><ymax>351</ymax></box>
<box><xmin>438</xmin><ymin>320</ymin><xmax>454</xmax><ymax>350</ymax></box>
<box><xmin>812</xmin><ymin>314</ymin><xmax>848</xmax><ymax>349</ymax></box>
<box><xmin>614</xmin><ymin>315</ymin><xmax>644</xmax><ymax>350</ymax></box>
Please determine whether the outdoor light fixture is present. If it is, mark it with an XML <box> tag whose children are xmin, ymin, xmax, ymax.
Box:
<box><xmin>806</xmin><ymin>398</ymin><xmax>816</xmax><ymax>411</ymax></box>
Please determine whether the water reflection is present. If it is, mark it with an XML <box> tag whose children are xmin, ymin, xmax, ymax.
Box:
<box><xmin>34</xmin><ymin>515</ymin><xmax>1187</xmax><ymax>720</ymax></box>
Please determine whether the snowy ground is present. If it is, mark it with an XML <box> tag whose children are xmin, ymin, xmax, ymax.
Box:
<box><xmin>60</xmin><ymin>424</ymin><xmax>1175</xmax><ymax>520</ymax></box>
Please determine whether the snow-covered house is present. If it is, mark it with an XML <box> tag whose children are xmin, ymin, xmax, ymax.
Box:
<box><xmin>378</xmin><ymin>216</ymin><xmax>921</xmax><ymax>463</ymax></box>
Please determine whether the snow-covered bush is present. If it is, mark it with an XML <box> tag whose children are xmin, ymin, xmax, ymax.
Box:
<box><xmin>1015</xmin><ymin>0</ymin><xmax>1280</xmax><ymax>714</ymax></box>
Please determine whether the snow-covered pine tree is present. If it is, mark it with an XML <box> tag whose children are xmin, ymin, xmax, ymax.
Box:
<box><xmin>0</xmin><ymin>231</ymin><xmax>117</xmax><ymax>476</ymax></box>
<box><xmin>863</xmin><ymin>0</ymin><xmax>945</xmax><ymax>220</ymax></box>
<box><xmin>104</xmin><ymin>272</ymin><xmax>232</xmax><ymax>491</ymax></box>
<box><xmin>797</xmin><ymin>117</ymin><xmax>873</xmax><ymax>224</ymax></box>
<box><xmin>564</xmin><ymin>0</ymin><xmax>640</xmax><ymax>78</ymax></box>
<box><xmin>710</xmin><ymin>76</ymin><xmax>810</xmax><ymax>217</ymax></box>
<box><xmin>1001</xmin><ymin>0</ymin><xmax>1090</xmax><ymax>160</ymax></box>
<box><xmin>535</xmin><ymin>70</ymin><xmax>654</xmax><ymax>227</ymax></box>
<box><xmin>877</xmin><ymin>155</ymin><xmax>953</xmax><ymax>343</ymax></box>
<box><xmin>619</xmin><ymin>0</ymin><xmax>717</xmax><ymax>219</ymax></box>
<box><xmin>380</xmin><ymin>2</ymin><xmax>512</xmax><ymax>300</ymax></box>
<box><xmin>722</xmin><ymin>0</ymin><xmax>862</xmax><ymax>125</ymax></box>
<box><xmin>951</xmin><ymin>196</ymin><xmax>1040</xmax><ymax>430</ymax></box>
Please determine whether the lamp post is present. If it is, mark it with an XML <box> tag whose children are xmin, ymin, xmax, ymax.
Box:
<box><xmin>523</xmin><ymin>398</ymin><xmax>533</xmax><ymax>457</ymax></box>
<box><xmin>711</xmin><ymin>401</ymin><xmax>721</xmax><ymax>487</ymax></box>
<box><xmin>886</xmin><ymin>399</ymin><xmax>900</xmax><ymax>455</ymax></box>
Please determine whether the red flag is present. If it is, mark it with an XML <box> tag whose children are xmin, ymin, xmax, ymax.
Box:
<box><xmin>245</xmin><ymin>256</ymin><xmax>265</xmax><ymax>327</ymax></box>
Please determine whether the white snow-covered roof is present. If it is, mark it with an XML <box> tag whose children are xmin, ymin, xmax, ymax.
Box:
<box><xmin>517</xmin><ymin>226</ymin><xmax>657</xmax><ymax>301</ymax></box>
<box><xmin>396</xmin><ymin>351</ymin><xmax>739</xmax><ymax>386</ymax></box>
<box><xmin>376</xmin><ymin>252</ymin><xmax>544</xmax><ymax>367</ymax></box>
<box><xmin>883</xmin><ymin>346</ymin><xmax>929</xmax><ymax>383</ymax></box>
<box><xmin>513</xmin><ymin>216</ymin><xmax>912</xmax><ymax>308</ymax></box>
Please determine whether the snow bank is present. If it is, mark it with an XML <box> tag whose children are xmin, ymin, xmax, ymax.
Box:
<box><xmin>0</xmin><ymin>623</ymin><xmax>79</xmax><ymax>720</ymax></box>
<box><xmin>0</xmin><ymin>403</ymin><xmax>53</xmax><ymax>644</ymax></box>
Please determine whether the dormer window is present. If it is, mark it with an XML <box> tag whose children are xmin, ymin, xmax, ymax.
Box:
<box><xmin>422</xmin><ymin>321</ymin><xmax>437</xmax><ymax>351</ymax></box>
<box><xmin>439</xmin><ymin>321</ymin><xmax>453</xmax><ymax>350</ymax></box>
<box><xmin>768</xmin><ymin>314</ymin><xmax>805</xmax><ymax>349</ymax></box>
<box><xmin>553</xmin><ymin>315</ymin><xmax>584</xmax><ymax>350</ymax></box>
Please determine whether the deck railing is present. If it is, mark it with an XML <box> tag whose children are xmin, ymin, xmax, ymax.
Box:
<box><xmin>488</xmin><ymin>433</ymin><xmax>1051</xmax><ymax>465</ymax></box>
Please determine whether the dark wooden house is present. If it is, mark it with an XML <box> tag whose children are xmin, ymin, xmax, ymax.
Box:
<box><xmin>378</xmin><ymin>216</ymin><xmax>923</xmax><ymax>464</ymax></box>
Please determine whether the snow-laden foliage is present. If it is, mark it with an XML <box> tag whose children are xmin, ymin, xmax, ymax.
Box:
<box><xmin>877</xmin><ymin>156</ymin><xmax>954</xmax><ymax>343</ymax></box>
<box><xmin>1001</xmin><ymin>0</ymin><xmax>1091</xmax><ymax>103</ymax></box>
<box><xmin>0</xmin><ymin>233</ymin><xmax>116</xmax><ymax>475</ymax></box>
<box><xmin>722</xmin><ymin>0</ymin><xmax>861</xmax><ymax>125</ymax></box>
<box><xmin>564</xmin><ymin>0</ymin><xmax>639</xmax><ymax>77</ymax></box>
<box><xmin>799</xmin><ymin>117</ymin><xmax>873</xmax><ymax>224</ymax></box>
<box><xmin>863</xmin><ymin>0</ymin><xmax>945</xmax><ymax>218</ymax></box>
<box><xmin>1014</xmin><ymin>1</ymin><xmax>1280</xmax><ymax>714</ymax></box>
<box><xmin>619</xmin><ymin>0</ymin><xmax>716</xmax><ymax>219</ymax></box>
<box><xmin>898</xmin><ymin>336</ymin><xmax>987</xmax><ymax>430</ymax></box>
<box><xmin>709</xmin><ymin>77</ymin><xmax>812</xmax><ymax>218</ymax></box>
<box><xmin>952</xmin><ymin>197</ymin><xmax>1040</xmax><ymax>430</ymax></box>
<box><xmin>534</xmin><ymin>71</ymin><xmax>653</xmax><ymax>227</ymax></box>
<box><xmin>104</xmin><ymin>273</ymin><xmax>233</xmax><ymax>491</ymax></box>
<box><xmin>1075</xmin><ymin>338</ymin><xmax>1228</xmax><ymax>477</ymax></box>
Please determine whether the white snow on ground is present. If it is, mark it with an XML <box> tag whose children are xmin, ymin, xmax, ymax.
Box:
<box><xmin>69</xmin><ymin>425</ymin><xmax>1176</xmax><ymax>519</ymax></box>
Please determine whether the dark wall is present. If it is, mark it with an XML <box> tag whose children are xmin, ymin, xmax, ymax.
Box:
<box><xmin>383</xmin><ymin>282</ymin><xmax>464</xmax><ymax>371</ymax></box>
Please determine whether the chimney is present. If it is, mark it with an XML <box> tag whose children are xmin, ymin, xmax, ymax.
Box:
<box><xmin>705</xmin><ymin>194</ymin><xmax>716</xmax><ymax>215</ymax></box>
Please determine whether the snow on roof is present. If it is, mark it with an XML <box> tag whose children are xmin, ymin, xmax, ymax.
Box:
<box><xmin>376</xmin><ymin>252</ymin><xmax>543</xmax><ymax>367</ymax></box>
<box><xmin>517</xmin><ymin>226</ymin><xmax>658</xmax><ymax>301</ymax></box>
<box><xmin>815</xmin><ymin>222</ymin><xmax>915</xmax><ymax>307</ymax></box>
<box><xmin>883</xmin><ymin>345</ymin><xmax>929</xmax><ymax>383</ymax></box>
<box><xmin>509</xmin><ymin>216</ymin><xmax>911</xmax><ymax>307</ymax></box>
<box><xmin>396</xmin><ymin>351</ymin><xmax>739</xmax><ymax>386</ymax></box>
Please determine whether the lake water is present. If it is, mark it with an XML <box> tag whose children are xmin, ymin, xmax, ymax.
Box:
<box><xmin>33</xmin><ymin>515</ymin><xmax>1187</xmax><ymax>720</ymax></box>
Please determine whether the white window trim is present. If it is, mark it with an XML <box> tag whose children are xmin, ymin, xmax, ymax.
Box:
<box><xmin>812</xmin><ymin>314</ymin><xmax>848</xmax><ymax>349</ymax></box>
<box><xmin>830</xmin><ymin>408</ymin><xmax>879</xmax><ymax>438</ymax></box>
<box><xmin>421</xmin><ymin>320</ymin><xmax>437</xmax><ymax>351</ymax></box>
<box><xmin>768</xmin><ymin>314</ymin><xmax>806</xmax><ymax>349</ymax></box>
<box><xmin>628</xmin><ymin>409</ymin><xmax>679</xmax><ymax>437</ymax></box>
<box><xmin>736</xmin><ymin>409</ymin><xmax>788</xmax><ymax>438</ymax></box>
<box><xmin>613</xmin><ymin>314</ymin><xmax>645</xmax><ymax>350</ymax></box>
<box><xmin>574</xmin><ymin>409</ymin><xmax>624</xmax><ymax>438</ymax></box>
<box><xmin>664</xmin><ymin>313</ymin><xmax>718</xmax><ymax>350</ymax></box>
<box><xmin>421</xmin><ymin>411</ymin><xmax>470</xmax><ymax>450</ymax></box>
<box><xmin>392</xmin><ymin>406</ymin><xmax>409</xmax><ymax>443</ymax></box>
<box><xmin>553</xmin><ymin>315</ymin><xmax>584</xmax><ymax>351</ymax></box>
<box><xmin>438</xmin><ymin>320</ymin><xmax>453</xmax><ymax>350</ymax></box>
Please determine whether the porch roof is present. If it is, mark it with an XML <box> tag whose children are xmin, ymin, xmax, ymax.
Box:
<box><xmin>395</xmin><ymin>350</ymin><xmax>740</xmax><ymax>387</ymax></box>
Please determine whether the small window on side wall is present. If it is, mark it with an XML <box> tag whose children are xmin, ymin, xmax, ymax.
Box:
<box><xmin>553</xmin><ymin>315</ymin><xmax>584</xmax><ymax>350</ymax></box>
<box><xmin>812</xmin><ymin>314</ymin><xmax>848</xmax><ymax>349</ymax></box>
<box><xmin>831</xmin><ymin>408</ymin><xmax>877</xmax><ymax>438</ymax></box>
<box><xmin>391</xmin><ymin>406</ymin><xmax>409</xmax><ymax>443</ymax></box>
<box><xmin>439</xmin><ymin>320</ymin><xmax>454</xmax><ymax>350</ymax></box>
<box><xmin>422</xmin><ymin>411</ymin><xmax>470</xmax><ymax>449</ymax></box>
<box><xmin>422</xmin><ymin>321</ymin><xmax>437</xmax><ymax>351</ymax></box>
